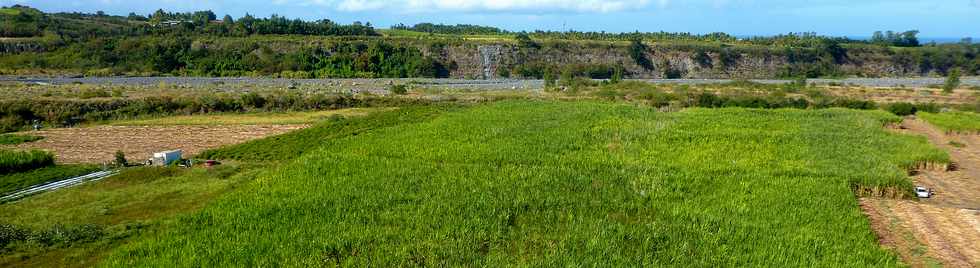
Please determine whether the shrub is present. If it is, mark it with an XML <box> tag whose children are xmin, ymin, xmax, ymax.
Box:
<box><xmin>240</xmin><ymin>93</ymin><xmax>267</xmax><ymax>109</ymax></box>
<box><xmin>389</xmin><ymin>85</ymin><xmax>408</xmax><ymax>95</ymax></box>
<box><xmin>0</xmin><ymin>134</ymin><xmax>43</xmax><ymax>145</ymax></box>
<box><xmin>886</xmin><ymin>102</ymin><xmax>917</xmax><ymax>116</ymax></box>
<box><xmin>943</xmin><ymin>68</ymin><xmax>961</xmax><ymax>93</ymax></box>
<box><xmin>115</xmin><ymin>151</ymin><xmax>128</xmax><ymax>167</ymax></box>
<box><xmin>0</xmin><ymin>223</ymin><xmax>106</xmax><ymax>248</ymax></box>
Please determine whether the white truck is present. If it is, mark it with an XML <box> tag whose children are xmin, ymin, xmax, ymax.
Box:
<box><xmin>915</xmin><ymin>186</ymin><xmax>933</xmax><ymax>198</ymax></box>
<box><xmin>151</xmin><ymin>150</ymin><xmax>183</xmax><ymax>166</ymax></box>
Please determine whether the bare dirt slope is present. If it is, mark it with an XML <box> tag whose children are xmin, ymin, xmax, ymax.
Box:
<box><xmin>863</xmin><ymin>118</ymin><xmax>980</xmax><ymax>268</ymax></box>
<box><xmin>2</xmin><ymin>125</ymin><xmax>306</xmax><ymax>164</ymax></box>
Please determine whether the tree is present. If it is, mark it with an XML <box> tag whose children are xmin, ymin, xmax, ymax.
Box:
<box><xmin>222</xmin><ymin>15</ymin><xmax>234</xmax><ymax>24</ymax></box>
<box><xmin>515</xmin><ymin>32</ymin><xmax>538</xmax><ymax>49</ymax></box>
<box><xmin>943</xmin><ymin>68</ymin><xmax>961</xmax><ymax>93</ymax></box>
<box><xmin>629</xmin><ymin>38</ymin><xmax>654</xmax><ymax>70</ymax></box>
<box><xmin>114</xmin><ymin>151</ymin><xmax>128</xmax><ymax>167</ymax></box>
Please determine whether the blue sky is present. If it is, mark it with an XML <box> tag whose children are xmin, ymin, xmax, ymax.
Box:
<box><xmin>3</xmin><ymin>0</ymin><xmax>978</xmax><ymax>38</ymax></box>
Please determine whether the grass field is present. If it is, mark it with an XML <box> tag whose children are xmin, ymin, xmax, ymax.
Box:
<box><xmin>0</xmin><ymin>134</ymin><xmax>43</xmax><ymax>145</ymax></box>
<box><xmin>108</xmin><ymin>108</ymin><xmax>385</xmax><ymax>126</ymax></box>
<box><xmin>102</xmin><ymin>101</ymin><xmax>944</xmax><ymax>267</ymax></box>
<box><xmin>918</xmin><ymin>111</ymin><xmax>980</xmax><ymax>133</ymax></box>
<box><xmin>0</xmin><ymin>149</ymin><xmax>54</xmax><ymax>175</ymax></box>
<box><xmin>0</xmin><ymin>165</ymin><xmax>259</xmax><ymax>267</ymax></box>
<box><xmin>197</xmin><ymin>105</ymin><xmax>455</xmax><ymax>161</ymax></box>
<box><xmin>0</xmin><ymin>165</ymin><xmax>98</xmax><ymax>196</ymax></box>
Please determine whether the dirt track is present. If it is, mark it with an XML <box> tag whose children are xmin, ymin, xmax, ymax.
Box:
<box><xmin>863</xmin><ymin>118</ymin><xmax>980</xmax><ymax>268</ymax></box>
<box><xmin>1</xmin><ymin>125</ymin><xmax>306</xmax><ymax>164</ymax></box>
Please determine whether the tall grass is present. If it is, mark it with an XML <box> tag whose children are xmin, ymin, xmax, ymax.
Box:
<box><xmin>106</xmin><ymin>101</ymin><xmax>944</xmax><ymax>266</ymax></box>
<box><xmin>918</xmin><ymin>111</ymin><xmax>980</xmax><ymax>133</ymax></box>
<box><xmin>0</xmin><ymin>149</ymin><xmax>54</xmax><ymax>175</ymax></box>
<box><xmin>197</xmin><ymin>105</ymin><xmax>458</xmax><ymax>161</ymax></box>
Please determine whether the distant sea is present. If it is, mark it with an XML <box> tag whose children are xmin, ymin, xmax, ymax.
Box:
<box><xmin>848</xmin><ymin>36</ymin><xmax>973</xmax><ymax>44</ymax></box>
<box><xmin>736</xmin><ymin>35</ymin><xmax>974</xmax><ymax>44</ymax></box>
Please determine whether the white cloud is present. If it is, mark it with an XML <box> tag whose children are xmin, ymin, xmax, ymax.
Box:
<box><xmin>283</xmin><ymin>0</ymin><xmax>652</xmax><ymax>13</ymax></box>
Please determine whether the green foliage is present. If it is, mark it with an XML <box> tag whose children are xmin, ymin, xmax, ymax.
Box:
<box><xmin>0</xmin><ymin>134</ymin><xmax>42</xmax><ymax>145</ymax></box>
<box><xmin>240</xmin><ymin>92</ymin><xmax>267</xmax><ymax>110</ymax></box>
<box><xmin>0</xmin><ymin>93</ymin><xmax>432</xmax><ymax>133</ymax></box>
<box><xmin>389</xmin><ymin>85</ymin><xmax>408</xmax><ymax>95</ymax></box>
<box><xmin>885</xmin><ymin>102</ymin><xmax>938</xmax><ymax>116</ymax></box>
<box><xmin>0</xmin><ymin>5</ymin><xmax>46</xmax><ymax>37</ymax></box>
<box><xmin>392</xmin><ymin>23</ymin><xmax>503</xmax><ymax>35</ymax></box>
<box><xmin>0</xmin><ymin>164</ymin><xmax>98</xmax><ymax>195</ymax></box>
<box><xmin>871</xmin><ymin>30</ymin><xmax>920</xmax><ymax>47</ymax></box>
<box><xmin>107</xmin><ymin>101</ymin><xmax>943</xmax><ymax>266</ymax></box>
<box><xmin>717</xmin><ymin>48</ymin><xmax>741</xmax><ymax>69</ymax></box>
<box><xmin>581</xmin><ymin>82</ymin><xmax>879</xmax><ymax>111</ymax></box>
<box><xmin>943</xmin><ymin>68</ymin><xmax>961</xmax><ymax>93</ymax></box>
<box><xmin>692</xmin><ymin>49</ymin><xmax>713</xmax><ymax>68</ymax></box>
<box><xmin>885</xmin><ymin>102</ymin><xmax>917</xmax><ymax>116</ymax></box>
<box><xmin>0</xmin><ymin>164</ymin><xmax>252</xmax><ymax>266</ymax></box>
<box><xmin>114</xmin><ymin>151</ymin><xmax>128</xmax><ymax>167</ymax></box>
<box><xmin>0</xmin><ymin>149</ymin><xmax>54</xmax><ymax>175</ymax></box>
<box><xmin>0</xmin><ymin>223</ymin><xmax>105</xmax><ymax>249</ymax></box>
<box><xmin>609</xmin><ymin>68</ymin><xmax>622</xmax><ymax>84</ymax></box>
<box><xmin>514</xmin><ymin>32</ymin><xmax>538</xmax><ymax>49</ymax></box>
<box><xmin>543</xmin><ymin>69</ymin><xmax>557</xmax><ymax>88</ymax></box>
<box><xmin>628</xmin><ymin>38</ymin><xmax>654</xmax><ymax>70</ymax></box>
<box><xmin>197</xmin><ymin>106</ymin><xmax>454</xmax><ymax>161</ymax></box>
<box><xmin>918</xmin><ymin>111</ymin><xmax>980</xmax><ymax>133</ymax></box>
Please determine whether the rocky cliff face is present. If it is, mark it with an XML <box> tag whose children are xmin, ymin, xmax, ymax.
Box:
<box><xmin>423</xmin><ymin>42</ymin><xmax>929</xmax><ymax>79</ymax></box>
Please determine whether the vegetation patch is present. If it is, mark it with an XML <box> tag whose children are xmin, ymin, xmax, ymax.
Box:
<box><xmin>0</xmin><ymin>165</ymin><xmax>98</xmax><ymax>196</ymax></box>
<box><xmin>0</xmin><ymin>164</ymin><xmax>257</xmax><ymax>266</ymax></box>
<box><xmin>197</xmin><ymin>105</ymin><xmax>456</xmax><ymax>161</ymax></box>
<box><xmin>0</xmin><ymin>134</ymin><xmax>43</xmax><ymax>145</ymax></box>
<box><xmin>918</xmin><ymin>111</ymin><xmax>980</xmax><ymax>133</ymax></box>
<box><xmin>109</xmin><ymin>108</ymin><xmax>385</xmax><ymax>126</ymax></box>
<box><xmin>0</xmin><ymin>149</ymin><xmax>54</xmax><ymax>175</ymax></box>
<box><xmin>107</xmin><ymin>101</ymin><xmax>942</xmax><ymax>266</ymax></box>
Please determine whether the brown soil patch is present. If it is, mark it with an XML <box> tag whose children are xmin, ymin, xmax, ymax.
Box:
<box><xmin>828</xmin><ymin>87</ymin><xmax>978</xmax><ymax>106</ymax></box>
<box><xmin>864</xmin><ymin>118</ymin><xmax>980</xmax><ymax>267</ymax></box>
<box><xmin>862</xmin><ymin>199</ymin><xmax>980</xmax><ymax>268</ymax></box>
<box><xmin>902</xmin><ymin>118</ymin><xmax>980</xmax><ymax>209</ymax></box>
<box><xmin>1</xmin><ymin>125</ymin><xmax>307</xmax><ymax>164</ymax></box>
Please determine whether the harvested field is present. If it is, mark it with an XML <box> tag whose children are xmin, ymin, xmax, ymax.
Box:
<box><xmin>109</xmin><ymin>108</ymin><xmax>386</xmax><ymax>126</ymax></box>
<box><xmin>866</xmin><ymin>117</ymin><xmax>980</xmax><ymax>267</ymax></box>
<box><xmin>0</xmin><ymin>125</ymin><xmax>307</xmax><ymax>164</ymax></box>
<box><xmin>862</xmin><ymin>199</ymin><xmax>980</xmax><ymax>268</ymax></box>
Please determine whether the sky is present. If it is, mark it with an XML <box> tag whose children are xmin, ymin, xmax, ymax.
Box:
<box><xmin>2</xmin><ymin>0</ymin><xmax>978</xmax><ymax>38</ymax></box>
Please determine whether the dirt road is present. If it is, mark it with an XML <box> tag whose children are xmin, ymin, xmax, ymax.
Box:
<box><xmin>862</xmin><ymin>118</ymin><xmax>980</xmax><ymax>268</ymax></box>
